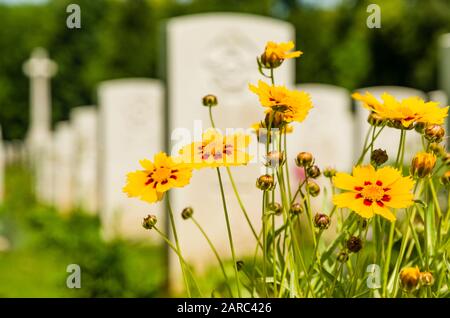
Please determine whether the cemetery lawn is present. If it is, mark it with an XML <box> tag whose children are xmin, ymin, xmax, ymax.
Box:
<box><xmin>0</xmin><ymin>164</ymin><xmax>166</xmax><ymax>297</ymax></box>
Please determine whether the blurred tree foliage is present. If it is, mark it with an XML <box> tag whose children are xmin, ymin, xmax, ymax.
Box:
<box><xmin>0</xmin><ymin>0</ymin><xmax>449</xmax><ymax>140</ymax></box>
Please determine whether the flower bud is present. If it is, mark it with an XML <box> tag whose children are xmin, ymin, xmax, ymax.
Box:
<box><xmin>367</xmin><ymin>112</ymin><xmax>385</xmax><ymax>127</ymax></box>
<box><xmin>323</xmin><ymin>167</ymin><xmax>337</xmax><ymax>178</ymax></box>
<box><xmin>256</xmin><ymin>174</ymin><xmax>275</xmax><ymax>191</ymax></box>
<box><xmin>371</xmin><ymin>149</ymin><xmax>388</xmax><ymax>166</ymax></box>
<box><xmin>424</xmin><ymin>125</ymin><xmax>445</xmax><ymax>143</ymax></box>
<box><xmin>260</xmin><ymin>52</ymin><xmax>283</xmax><ymax>69</ymax></box>
<box><xmin>181</xmin><ymin>207</ymin><xmax>193</xmax><ymax>220</ymax></box>
<box><xmin>264</xmin><ymin>111</ymin><xmax>284</xmax><ymax>129</ymax></box>
<box><xmin>420</xmin><ymin>272</ymin><xmax>434</xmax><ymax>286</ymax></box>
<box><xmin>400</xmin><ymin>267</ymin><xmax>421</xmax><ymax>291</ymax></box>
<box><xmin>346</xmin><ymin>236</ymin><xmax>363</xmax><ymax>253</ymax></box>
<box><xmin>289</xmin><ymin>202</ymin><xmax>303</xmax><ymax>215</ymax></box>
<box><xmin>314</xmin><ymin>213</ymin><xmax>330</xmax><ymax>230</ymax></box>
<box><xmin>411</xmin><ymin>152</ymin><xmax>436</xmax><ymax>178</ymax></box>
<box><xmin>429</xmin><ymin>143</ymin><xmax>446</xmax><ymax>157</ymax></box>
<box><xmin>268</xmin><ymin>202</ymin><xmax>282</xmax><ymax>215</ymax></box>
<box><xmin>440</xmin><ymin>171</ymin><xmax>450</xmax><ymax>186</ymax></box>
<box><xmin>295</xmin><ymin>152</ymin><xmax>313</xmax><ymax>167</ymax></box>
<box><xmin>337</xmin><ymin>251</ymin><xmax>349</xmax><ymax>262</ymax></box>
<box><xmin>266</xmin><ymin>151</ymin><xmax>285</xmax><ymax>167</ymax></box>
<box><xmin>306</xmin><ymin>165</ymin><xmax>321</xmax><ymax>179</ymax></box>
<box><xmin>444</xmin><ymin>153</ymin><xmax>450</xmax><ymax>166</ymax></box>
<box><xmin>202</xmin><ymin>94</ymin><xmax>218</xmax><ymax>107</ymax></box>
<box><xmin>388</xmin><ymin>119</ymin><xmax>414</xmax><ymax>130</ymax></box>
<box><xmin>414</xmin><ymin>122</ymin><xmax>426</xmax><ymax>134</ymax></box>
<box><xmin>306</xmin><ymin>180</ymin><xmax>320</xmax><ymax>197</ymax></box>
<box><xmin>142</xmin><ymin>214</ymin><xmax>157</xmax><ymax>230</ymax></box>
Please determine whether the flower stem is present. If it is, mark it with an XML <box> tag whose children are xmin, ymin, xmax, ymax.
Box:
<box><xmin>191</xmin><ymin>216</ymin><xmax>233</xmax><ymax>296</ymax></box>
<box><xmin>153</xmin><ymin>225</ymin><xmax>202</xmax><ymax>296</ymax></box>
<box><xmin>216</xmin><ymin>167</ymin><xmax>242</xmax><ymax>297</ymax></box>
<box><xmin>208</xmin><ymin>105</ymin><xmax>260</xmax><ymax>247</ymax></box>
<box><xmin>166</xmin><ymin>201</ymin><xmax>192</xmax><ymax>297</ymax></box>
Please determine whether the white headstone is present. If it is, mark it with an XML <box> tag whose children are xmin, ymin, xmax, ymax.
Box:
<box><xmin>98</xmin><ymin>79</ymin><xmax>164</xmax><ymax>240</ymax></box>
<box><xmin>52</xmin><ymin>122</ymin><xmax>75</xmax><ymax>213</ymax></box>
<box><xmin>166</xmin><ymin>13</ymin><xmax>295</xmax><ymax>287</ymax></box>
<box><xmin>354</xmin><ymin>86</ymin><xmax>426</xmax><ymax>164</ymax></box>
<box><xmin>428</xmin><ymin>90</ymin><xmax>449</xmax><ymax>133</ymax></box>
<box><xmin>38</xmin><ymin>139</ymin><xmax>54</xmax><ymax>205</ymax></box>
<box><xmin>290</xmin><ymin>84</ymin><xmax>353</xmax><ymax>171</ymax></box>
<box><xmin>0</xmin><ymin>126</ymin><xmax>4</xmax><ymax>203</ymax></box>
<box><xmin>71</xmin><ymin>107</ymin><xmax>98</xmax><ymax>213</ymax></box>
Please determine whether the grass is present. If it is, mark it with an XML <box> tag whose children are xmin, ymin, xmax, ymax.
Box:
<box><xmin>0</xmin><ymin>164</ymin><xmax>166</xmax><ymax>297</ymax></box>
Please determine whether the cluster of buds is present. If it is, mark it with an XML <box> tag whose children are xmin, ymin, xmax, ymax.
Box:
<box><xmin>371</xmin><ymin>148</ymin><xmax>388</xmax><ymax>166</ymax></box>
<box><xmin>314</xmin><ymin>213</ymin><xmax>330</xmax><ymax>230</ymax></box>
<box><xmin>411</xmin><ymin>152</ymin><xmax>436</xmax><ymax>178</ymax></box>
<box><xmin>399</xmin><ymin>267</ymin><xmax>434</xmax><ymax>292</ymax></box>
<box><xmin>142</xmin><ymin>214</ymin><xmax>157</xmax><ymax>230</ymax></box>
<box><xmin>256</xmin><ymin>174</ymin><xmax>275</xmax><ymax>191</ymax></box>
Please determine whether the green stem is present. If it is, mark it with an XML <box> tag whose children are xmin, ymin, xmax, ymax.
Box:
<box><xmin>191</xmin><ymin>216</ymin><xmax>233</xmax><ymax>296</ymax></box>
<box><xmin>207</xmin><ymin>105</ymin><xmax>260</xmax><ymax>246</ymax></box>
<box><xmin>153</xmin><ymin>226</ymin><xmax>202</xmax><ymax>296</ymax></box>
<box><xmin>357</xmin><ymin>125</ymin><xmax>386</xmax><ymax>165</ymax></box>
<box><xmin>226</xmin><ymin>167</ymin><xmax>262</xmax><ymax>247</ymax></box>
<box><xmin>382</xmin><ymin>220</ymin><xmax>396</xmax><ymax>297</ymax></box>
<box><xmin>216</xmin><ymin>167</ymin><xmax>242</xmax><ymax>297</ymax></box>
<box><xmin>167</xmin><ymin>199</ymin><xmax>192</xmax><ymax>297</ymax></box>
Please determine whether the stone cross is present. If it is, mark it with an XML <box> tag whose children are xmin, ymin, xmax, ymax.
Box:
<box><xmin>23</xmin><ymin>48</ymin><xmax>57</xmax><ymax>156</ymax></box>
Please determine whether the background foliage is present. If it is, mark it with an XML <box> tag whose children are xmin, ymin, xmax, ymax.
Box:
<box><xmin>0</xmin><ymin>0</ymin><xmax>449</xmax><ymax>140</ymax></box>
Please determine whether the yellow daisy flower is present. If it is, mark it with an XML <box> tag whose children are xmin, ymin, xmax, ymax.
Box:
<box><xmin>123</xmin><ymin>152</ymin><xmax>192</xmax><ymax>204</ymax></box>
<box><xmin>249</xmin><ymin>80</ymin><xmax>312</xmax><ymax>123</ymax></box>
<box><xmin>332</xmin><ymin>164</ymin><xmax>415</xmax><ymax>221</ymax></box>
<box><xmin>179</xmin><ymin>129</ymin><xmax>252</xmax><ymax>169</ymax></box>
<box><xmin>264</xmin><ymin>41</ymin><xmax>303</xmax><ymax>60</ymax></box>
<box><xmin>352</xmin><ymin>91</ymin><xmax>449</xmax><ymax>128</ymax></box>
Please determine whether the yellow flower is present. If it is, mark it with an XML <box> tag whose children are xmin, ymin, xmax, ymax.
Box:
<box><xmin>400</xmin><ymin>266</ymin><xmax>421</xmax><ymax>291</ymax></box>
<box><xmin>332</xmin><ymin>164</ymin><xmax>415</xmax><ymax>221</ymax></box>
<box><xmin>179</xmin><ymin>129</ymin><xmax>252</xmax><ymax>169</ymax></box>
<box><xmin>352</xmin><ymin>91</ymin><xmax>449</xmax><ymax>128</ymax></box>
<box><xmin>123</xmin><ymin>152</ymin><xmax>192</xmax><ymax>204</ymax></box>
<box><xmin>411</xmin><ymin>152</ymin><xmax>436</xmax><ymax>178</ymax></box>
<box><xmin>249</xmin><ymin>80</ymin><xmax>312</xmax><ymax>123</ymax></box>
<box><xmin>260</xmin><ymin>41</ymin><xmax>302</xmax><ymax>68</ymax></box>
